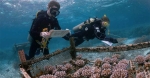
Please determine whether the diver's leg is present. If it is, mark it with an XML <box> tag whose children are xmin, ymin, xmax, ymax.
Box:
<box><xmin>74</xmin><ymin>38</ymin><xmax>84</xmax><ymax>46</ymax></box>
<box><xmin>42</xmin><ymin>48</ymin><xmax>49</xmax><ymax>60</ymax></box>
<box><xmin>43</xmin><ymin>48</ymin><xmax>49</xmax><ymax>55</ymax></box>
<box><xmin>28</xmin><ymin>40</ymin><xmax>40</xmax><ymax>60</ymax></box>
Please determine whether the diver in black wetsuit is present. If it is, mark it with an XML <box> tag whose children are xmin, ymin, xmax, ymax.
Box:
<box><xmin>71</xmin><ymin>15</ymin><xmax>118</xmax><ymax>46</ymax></box>
<box><xmin>26</xmin><ymin>1</ymin><xmax>69</xmax><ymax>60</ymax></box>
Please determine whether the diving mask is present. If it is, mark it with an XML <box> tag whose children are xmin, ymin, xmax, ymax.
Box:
<box><xmin>50</xmin><ymin>8</ymin><xmax>60</xmax><ymax>17</ymax></box>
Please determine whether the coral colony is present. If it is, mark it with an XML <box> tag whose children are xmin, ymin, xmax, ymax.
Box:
<box><xmin>28</xmin><ymin>54</ymin><xmax>150</xmax><ymax>78</ymax></box>
<box><xmin>18</xmin><ymin>38</ymin><xmax>150</xmax><ymax>78</ymax></box>
<box><xmin>19</xmin><ymin>53</ymin><xmax>150</xmax><ymax>78</ymax></box>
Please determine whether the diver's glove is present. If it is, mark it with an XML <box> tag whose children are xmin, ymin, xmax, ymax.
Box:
<box><xmin>104</xmin><ymin>37</ymin><xmax>118</xmax><ymax>43</ymax></box>
<box><xmin>40</xmin><ymin>32</ymin><xmax>50</xmax><ymax>39</ymax></box>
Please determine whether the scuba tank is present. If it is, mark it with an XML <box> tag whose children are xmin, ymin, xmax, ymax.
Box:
<box><xmin>73</xmin><ymin>18</ymin><xmax>97</xmax><ymax>32</ymax></box>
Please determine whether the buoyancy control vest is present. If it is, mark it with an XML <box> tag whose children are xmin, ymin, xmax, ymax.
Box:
<box><xmin>73</xmin><ymin>18</ymin><xmax>100</xmax><ymax>32</ymax></box>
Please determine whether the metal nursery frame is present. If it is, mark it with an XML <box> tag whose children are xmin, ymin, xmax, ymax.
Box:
<box><xmin>17</xmin><ymin>37</ymin><xmax>150</xmax><ymax>78</ymax></box>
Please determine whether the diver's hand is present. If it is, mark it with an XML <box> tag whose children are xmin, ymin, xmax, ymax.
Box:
<box><xmin>104</xmin><ymin>37</ymin><xmax>118</xmax><ymax>43</ymax></box>
<box><xmin>66</xmin><ymin>28</ymin><xmax>71</xmax><ymax>34</ymax></box>
<box><xmin>40</xmin><ymin>32</ymin><xmax>50</xmax><ymax>39</ymax></box>
<box><xmin>111</xmin><ymin>38</ymin><xmax>118</xmax><ymax>43</ymax></box>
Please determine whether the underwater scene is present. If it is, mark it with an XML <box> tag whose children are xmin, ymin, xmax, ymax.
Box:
<box><xmin>0</xmin><ymin>0</ymin><xmax>150</xmax><ymax>78</ymax></box>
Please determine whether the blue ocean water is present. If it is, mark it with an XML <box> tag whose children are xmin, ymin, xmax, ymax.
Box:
<box><xmin>0</xmin><ymin>0</ymin><xmax>150</xmax><ymax>77</ymax></box>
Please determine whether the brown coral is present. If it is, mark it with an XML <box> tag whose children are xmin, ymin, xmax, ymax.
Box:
<box><xmin>145</xmin><ymin>54</ymin><xmax>150</xmax><ymax>62</ymax></box>
<box><xmin>94</xmin><ymin>58</ymin><xmax>102</xmax><ymax>67</ymax></box>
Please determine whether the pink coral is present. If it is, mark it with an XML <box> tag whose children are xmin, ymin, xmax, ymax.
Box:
<box><xmin>56</xmin><ymin>65</ymin><xmax>67</xmax><ymax>71</ymax></box>
<box><xmin>118</xmin><ymin>59</ymin><xmax>129</xmax><ymax>65</ymax></box>
<box><xmin>44</xmin><ymin>65</ymin><xmax>55</xmax><ymax>74</ymax></box>
<box><xmin>136</xmin><ymin>72</ymin><xmax>145</xmax><ymax>78</ymax></box>
<box><xmin>103</xmin><ymin>57</ymin><xmax>111</xmax><ymax>63</ymax></box>
<box><xmin>91</xmin><ymin>67</ymin><xmax>101</xmax><ymax>74</ymax></box>
<box><xmin>90</xmin><ymin>73</ymin><xmax>101</xmax><ymax>78</ymax></box>
<box><xmin>75</xmin><ymin>60</ymin><xmax>85</xmax><ymax>67</ymax></box>
<box><xmin>112</xmin><ymin>54</ymin><xmax>120</xmax><ymax>58</ymax></box>
<box><xmin>39</xmin><ymin>74</ymin><xmax>57</xmax><ymax>78</ymax></box>
<box><xmin>64</xmin><ymin>63</ymin><xmax>73</xmax><ymax>70</ymax></box>
<box><xmin>56</xmin><ymin>65</ymin><xmax>63</xmax><ymax>70</ymax></box>
<box><xmin>113</xmin><ymin>63</ymin><xmax>127</xmax><ymax>71</ymax></box>
<box><xmin>102</xmin><ymin>63</ymin><xmax>111</xmax><ymax>69</ymax></box>
<box><xmin>134</xmin><ymin>55</ymin><xmax>145</xmax><ymax>64</ymax></box>
<box><xmin>54</xmin><ymin>71</ymin><xmax>66</xmax><ymax>78</ymax></box>
<box><xmin>111</xmin><ymin>57</ymin><xmax>118</xmax><ymax>64</ymax></box>
<box><xmin>110</xmin><ymin>69</ymin><xmax>127</xmax><ymax>78</ymax></box>
<box><xmin>101</xmin><ymin>69</ymin><xmax>111</xmax><ymax>77</ymax></box>
<box><xmin>72</xmin><ymin>71</ymin><xmax>81</xmax><ymax>78</ymax></box>
<box><xmin>81</xmin><ymin>69</ymin><xmax>92</xmax><ymax>77</ymax></box>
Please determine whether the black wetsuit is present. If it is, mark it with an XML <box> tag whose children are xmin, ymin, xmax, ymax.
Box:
<box><xmin>27</xmin><ymin>10</ymin><xmax>68</xmax><ymax>60</ymax></box>
<box><xmin>71</xmin><ymin>19</ymin><xmax>118</xmax><ymax>46</ymax></box>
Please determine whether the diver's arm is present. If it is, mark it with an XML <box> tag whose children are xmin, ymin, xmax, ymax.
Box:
<box><xmin>94</xmin><ymin>24</ymin><xmax>106</xmax><ymax>40</ymax></box>
<box><xmin>94</xmin><ymin>24</ymin><xmax>118</xmax><ymax>43</ymax></box>
<box><xmin>29</xmin><ymin>18</ymin><xmax>43</xmax><ymax>39</ymax></box>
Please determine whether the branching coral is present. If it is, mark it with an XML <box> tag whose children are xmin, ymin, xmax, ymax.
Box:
<box><xmin>44</xmin><ymin>65</ymin><xmax>55</xmax><ymax>74</ymax></box>
<box><xmin>94</xmin><ymin>58</ymin><xmax>102</xmax><ymax>67</ymax></box>
<box><xmin>64</xmin><ymin>63</ymin><xmax>73</xmax><ymax>71</ymax></box>
<box><xmin>35</xmin><ymin>54</ymin><xmax>150</xmax><ymax>78</ymax></box>
<box><xmin>75</xmin><ymin>59</ymin><xmax>85</xmax><ymax>67</ymax></box>
<box><xmin>90</xmin><ymin>73</ymin><xmax>101</xmax><ymax>78</ymax></box>
<box><xmin>112</xmin><ymin>54</ymin><xmax>120</xmax><ymax>59</ymax></box>
<box><xmin>112</xmin><ymin>63</ymin><xmax>128</xmax><ymax>72</ymax></box>
<box><xmin>101</xmin><ymin>69</ymin><xmax>111</xmax><ymax>77</ymax></box>
<box><xmin>102</xmin><ymin>63</ymin><xmax>111</xmax><ymax>69</ymax></box>
<box><xmin>134</xmin><ymin>55</ymin><xmax>145</xmax><ymax>65</ymax></box>
<box><xmin>91</xmin><ymin>67</ymin><xmax>101</xmax><ymax>74</ymax></box>
<box><xmin>72</xmin><ymin>71</ymin><xmax>81</xmax><ymax>78</ymax></box>
<box><xmin>54</xmin><ymin>71</ymin><xmax>66</xmax><ymax>78</ymax></box>
<box><xmin>118</xmin><ymin>59</ymin><xmax>129</xmax><ymax>65</ymax></box>
<box><xmin>145</xmin><ymin>54</ymin><xmax>150</xmax><ymax>62</ymax></box>
<box><xmin>103</xmin><ymin>57</ymin><xmax>111</xmax><ymax>63</ymax></box>
<box><xmin>56</xmin><ymin>65</ymin><xmax>67</xmax><ymax>71</ymax></box>
<box><xmin>81</xmin><ymin>69</ymin><xmax>92</xmax><ymax>77</ymax></box>
<box><xmin>110</xmin><ymin>69</ymin><xmax>128</xmax><ymax>78</ymax></box>
<box><xmin>136</xmin><ymin>72</ymin><xmax>145</xmax><ymax>78</ymax></box>
<box><xmin>39</xmin><ymin>74</ymin><xmax>57</xmax><ymax>78</ymax></box>
<box><xmin>111</xmin><ymin>57</ymin><xmax>118</xmax><ymax>64</ymax></box>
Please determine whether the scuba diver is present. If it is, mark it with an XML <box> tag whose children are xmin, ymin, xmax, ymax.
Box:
<box><xmin>26</xmin><ymin>0</ymin><xmax>69</xmax><ymax>60</ymax></box>
<box><xmin>71</xmin><ymin>15</ymin><xmax>118</xmax><ymax>46</ymax></box>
